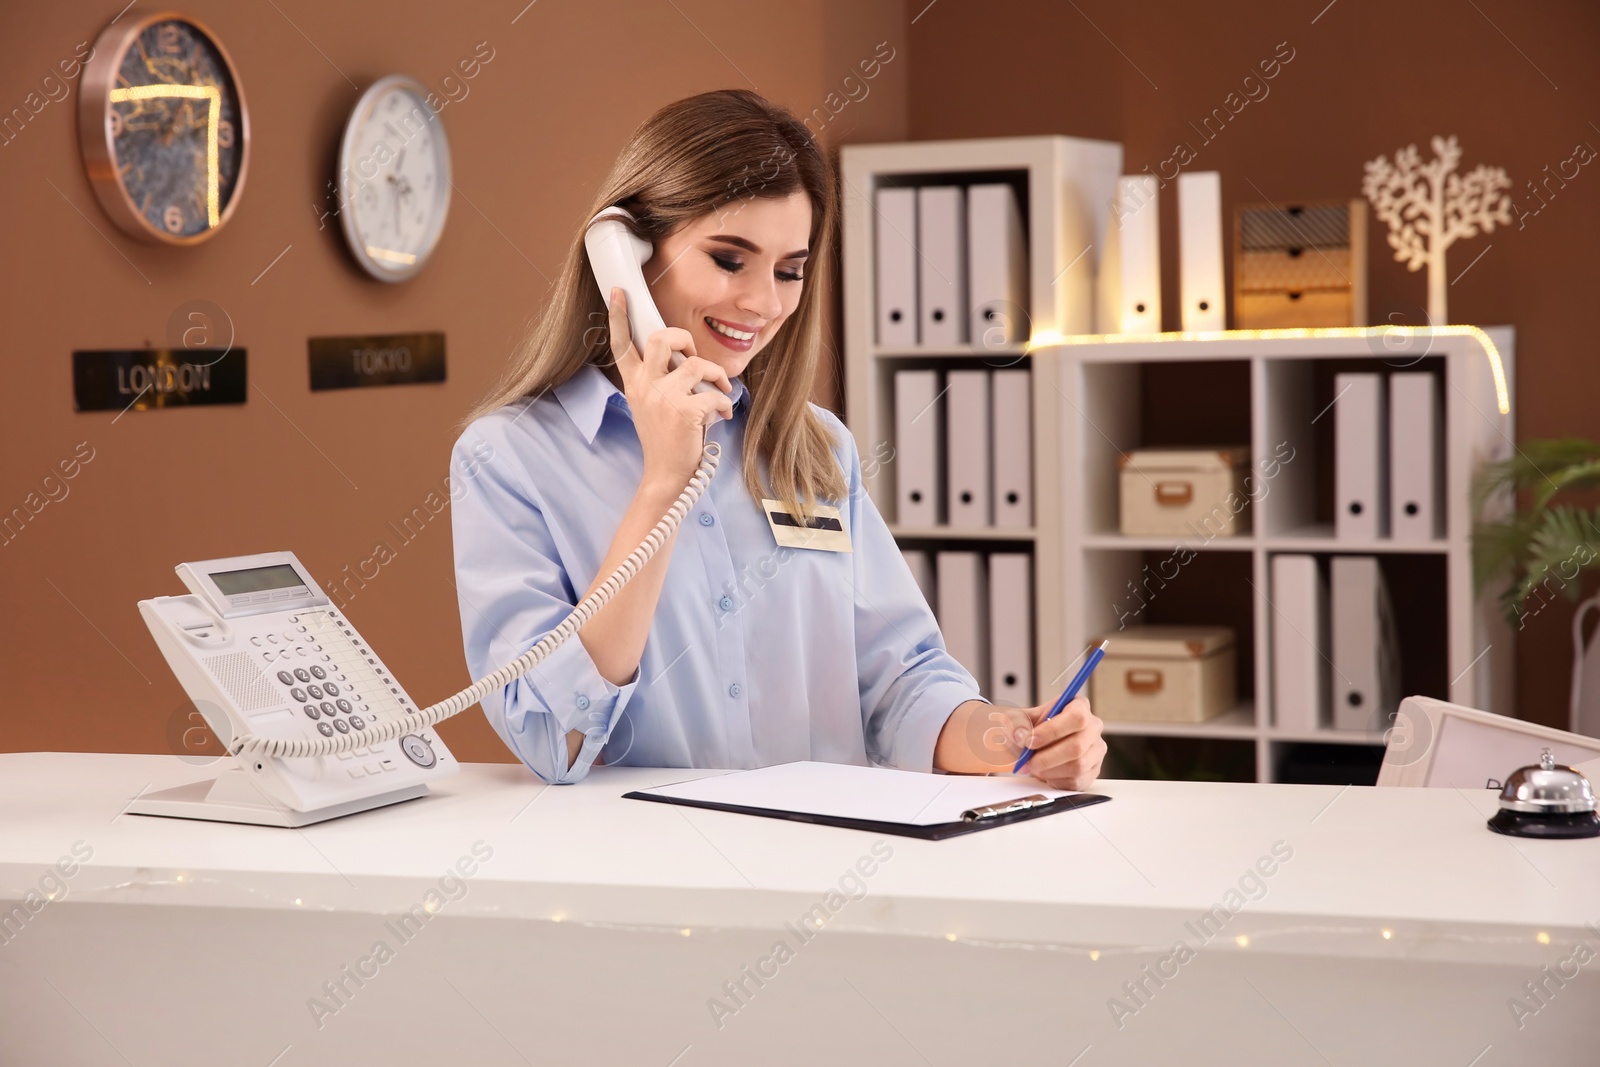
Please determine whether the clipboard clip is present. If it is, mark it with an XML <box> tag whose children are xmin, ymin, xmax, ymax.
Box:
<box><xmin>961</xmin><ymin>793</ymin><xmax>1053</xmax><ymax>822</ymax></box>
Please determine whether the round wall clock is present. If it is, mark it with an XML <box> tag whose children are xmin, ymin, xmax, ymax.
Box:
<box><xmin>337</xmin><ymin>75</ymin><xmax>452</xmax><ymax>282</ymax></box>
<box><xmin>78</xmin><ymin>11</ymin><xmax>249</xmax><ymax>245</ymax></box>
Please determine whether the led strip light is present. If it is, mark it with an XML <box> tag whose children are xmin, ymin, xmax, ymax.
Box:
<box><xmin>1026</xmin><ymin>325</ymin><xmax>1510</xmax><ymax>416</ymax></box>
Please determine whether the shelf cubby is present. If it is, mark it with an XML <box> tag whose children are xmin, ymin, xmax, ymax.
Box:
<box><xmin>1260</xmin><ymin>550</ymin><xmax>1450</xmax><ymax>738</ymax></box>
<box><xmin>1105</xmin><ymin>734</ymin><xmax>1259</xmax><ymax>784</ymax></box>
<box><xmin>1271</xmin><ymin>740</ymin><xmax>1387</xmax><ymax>786</ymax></box>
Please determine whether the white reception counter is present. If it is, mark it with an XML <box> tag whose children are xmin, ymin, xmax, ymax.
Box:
<box><xmin>1</xmin><ymin>753</ymin><xmax>1596</xmax><ymax>1066</ymax></box>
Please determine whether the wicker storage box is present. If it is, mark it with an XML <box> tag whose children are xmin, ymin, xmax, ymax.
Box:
<box><xmin>1092</xmin><ymin>625</ymin><xmax>1237</xmax><ymax>723</ymax></box>
<box><xmin>1119</xmin><ymin>447</ymin><xmax>1251</xmax><ymax>538</ymax></box>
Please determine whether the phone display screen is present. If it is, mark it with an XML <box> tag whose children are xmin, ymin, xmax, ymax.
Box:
<box><xmin>212</xmin><ymin>564</ymin><xmax>306</xmax><ymax>595</ymax></box>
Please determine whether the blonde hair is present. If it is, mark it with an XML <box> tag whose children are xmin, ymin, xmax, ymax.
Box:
<box><xmin>461</xmin><ymin>89</ymin><xmax>847</xmax><ymax>521</ymax></box>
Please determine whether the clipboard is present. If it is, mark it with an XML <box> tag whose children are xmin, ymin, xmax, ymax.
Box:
<box><xmin>622</xmin><ymin>761</ymin><xmax>1112</xmax><ymax>841</ymax></box>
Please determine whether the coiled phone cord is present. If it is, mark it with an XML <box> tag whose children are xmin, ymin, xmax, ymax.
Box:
<box><xmin>225</xmin><ymin>440</ymin><xmax>723</xmax><ymax>760</ymax></box>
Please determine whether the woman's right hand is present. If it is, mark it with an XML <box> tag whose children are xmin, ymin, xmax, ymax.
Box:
<box><xmin>607</xmin><ymin>286</ymin><xmax>735</xmax><ymax>494</ymax></box>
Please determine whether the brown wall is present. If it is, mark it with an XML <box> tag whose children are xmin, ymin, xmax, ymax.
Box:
<box><xmin>905</xmin><ymin>0</ymin><xmax>1600</xmax><ymax>729</ymax></box>
<box><xmin>7</xmin><ymin>0</ymin><xmax>1597</xmax><ymax>759</ymax></box>
<box><xmin>0</xmin><ymin>0</ymin><xmax>909</xmax><ymax>759</ymax></box>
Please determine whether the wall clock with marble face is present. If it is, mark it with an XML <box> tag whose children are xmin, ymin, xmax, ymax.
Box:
<box><xmin>78</xmin><ymin>11</ymin><xmax>249</xmax><ymax>244</ymax></box>
<box><xmin>336</xmin><ymin>75</ymin><xmax>452</xmax><ymax>282</ymax></box>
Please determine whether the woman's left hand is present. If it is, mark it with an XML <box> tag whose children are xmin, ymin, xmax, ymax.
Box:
<box><xmin>1013</xmin><ymin>695</ymin><xmax>1106</xmax><ymax>789</ymax></box>
<box><xmin>934</xmin><ymin>696</ymin><xmax>1107</xmax><ymax>790</ymax></box>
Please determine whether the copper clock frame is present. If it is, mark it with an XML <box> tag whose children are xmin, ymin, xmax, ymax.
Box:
<box><xmin>77</xmin><ymin>9</ymin><xmax>251</xmax><ymax>246</ymax></box>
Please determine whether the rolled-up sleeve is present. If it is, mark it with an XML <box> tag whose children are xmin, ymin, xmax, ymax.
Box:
<box><xmin>449</xmin><ymin>423</ymin><xmax>640</xmax><ymax>784</ymax></box>
<box><xmin>824</xmin><ymin>410</ymin><xmax>986</xmax><ymax>773</ymax></box>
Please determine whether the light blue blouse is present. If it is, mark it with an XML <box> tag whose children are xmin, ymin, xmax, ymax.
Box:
<box><xmin>448</xmin><ymin>362</ymin><xmax>984</xmax><ymax>784</ymax></box>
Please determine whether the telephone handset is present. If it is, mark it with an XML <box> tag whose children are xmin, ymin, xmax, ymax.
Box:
<box><xmin>584</xmin><ymin>205</ymin><xmax>726</xmax><ymax>424</ymax></box>
<box><xmin>133</xmin><ymin>216</ymin><xmax>726</xmax><ymax>827</ymax></box>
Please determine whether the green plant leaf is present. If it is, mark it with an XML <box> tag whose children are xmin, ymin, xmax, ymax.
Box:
<box><xmin>1534</xmin><ymin>458</ymin><xmax>1600</xmax><ymax>511</ymax></box>
<box><xmin>1473</xmin><ymin>515</ymin><xmax>1535</xmax><ymax>593</ymax></box>
<box><xmin>1525</xmin><ymin>506</ymin><xmax>1600</xmax><ymax>601</ymax></box>
<box><xmin>1473</xmin><ymin>440</ymin><xmax>1600</xmax><ymax>627</ymax></box>
<box><xmin>1472</xmin><ymin>438</ymin><xmax>1600</xmax><ymax>514</ymax></box>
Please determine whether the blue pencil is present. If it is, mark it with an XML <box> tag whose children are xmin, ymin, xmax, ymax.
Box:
<box><xmin>1013</xmin><ymin>639</ymin><xmax>1110</xmax><ymax>775</ymax></box>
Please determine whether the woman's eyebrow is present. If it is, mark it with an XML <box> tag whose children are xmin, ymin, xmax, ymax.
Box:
<box><xmin>707</xmin><ymin>235</ymin><xmax>810</xmax><ymax>259</ymax></box>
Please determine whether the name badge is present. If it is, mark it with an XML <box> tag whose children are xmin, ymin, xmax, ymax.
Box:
<box><xmin>760</xmin><ymin>499</ymin><xmax>852</xmax><ymax>553</ymax></box>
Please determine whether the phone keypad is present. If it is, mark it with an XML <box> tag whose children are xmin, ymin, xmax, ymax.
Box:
<box><xmin>249</xmin><ymin>609</ymin><xmax>395</xmax><ymax>761</ymax></box>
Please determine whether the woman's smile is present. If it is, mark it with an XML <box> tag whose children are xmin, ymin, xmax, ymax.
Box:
<box><xmin>704</xmin><ymin>315</ymin><xmax>762</xmax><ymax>352</ymax></box>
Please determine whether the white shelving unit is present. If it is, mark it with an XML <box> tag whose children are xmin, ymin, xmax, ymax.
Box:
<box><xmin>840</xmin><ymin>136</ymin><xmax>1517</xmax><ymax>783</ymax></box>
<box><xmin>1049</xmin><ymin>328</ymin><xmax>1516</xmax><ymax>783</ymax></box>
<box><xmin>840</xmin><ymin>135</ymin><xmax>1123</xmax><ymax>715</ymax></box>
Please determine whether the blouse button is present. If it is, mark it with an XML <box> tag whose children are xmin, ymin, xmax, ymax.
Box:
<box><xmin>575</xmin><ymin>694</ymin><xmax>591</xmax><ymax>711</ymax></box>
<box><xmin>719</xmin><ymin>595</ymin><xmax>734</xmax><ymax>611</ymax></box>
<box><xmin>728</xmin><ymin>682</ymin><xmax>742</xmax><ymax>698</ymax></box>
<box><xmin>699</xmin><ymin>513</ymin><xmax>714</xmax><ymax>527</ymax></box>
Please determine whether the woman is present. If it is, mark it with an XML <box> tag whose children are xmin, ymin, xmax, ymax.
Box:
<box><xmin>450</xmin><ymin>88</ymin><xmax>1105</xmax><ymax>788</ymax></box>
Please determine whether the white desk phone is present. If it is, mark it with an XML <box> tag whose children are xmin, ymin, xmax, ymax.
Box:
<box><xmin>132</xmin><ymin>207</ymin><xmax>728</xmax><ymax>827</ymax></box>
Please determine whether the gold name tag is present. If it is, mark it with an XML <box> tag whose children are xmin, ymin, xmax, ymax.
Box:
<box><xmin>760</xmin><ymin>499</ymin><xmax>852</xmax><ymax>553</ymax></box>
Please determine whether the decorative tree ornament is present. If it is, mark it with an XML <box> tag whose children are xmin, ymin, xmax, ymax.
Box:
<box><xmin>1361</xmin><ymin>135</ymin><xmax>1512</xmax><ymax>325</ymax></box>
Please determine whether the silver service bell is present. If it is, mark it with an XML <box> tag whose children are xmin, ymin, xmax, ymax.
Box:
<box><xmin>1486</xmin><ymin>748</ymin><xmax>1600</xmax><ymax>839</ymax></box>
